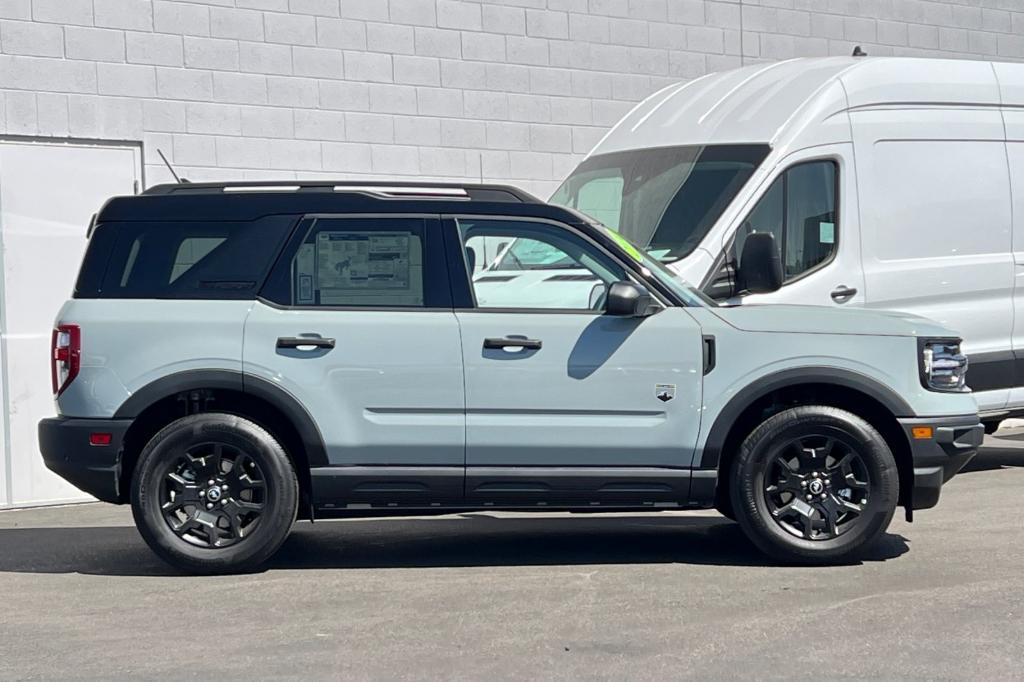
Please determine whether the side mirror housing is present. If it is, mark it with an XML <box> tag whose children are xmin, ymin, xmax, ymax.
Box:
<box><xmin>606</xmin><ymin>281</ymin><xmax>657</xmax><ymax>317</ymax></box>
<box><xmin>737</xmin><ymin>232</ymin><xmax>783</xmax><ymax>294</ymax></box>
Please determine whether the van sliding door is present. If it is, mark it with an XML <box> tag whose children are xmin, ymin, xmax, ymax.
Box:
<box><xmin>850</xmin><ymin>108</ymin><xmax>1014</xmax><ymax>412</ymax></box>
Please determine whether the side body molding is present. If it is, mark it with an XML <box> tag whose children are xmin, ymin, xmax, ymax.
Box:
<box><xmin>697</xmin><ymin>367</ymin><xmax>915</xmax><ymax>470</ymax></box>
<box><xmin>113</xmin><ymin>369</ymin><xmax>329</xmax><ymax>467</ymax></box>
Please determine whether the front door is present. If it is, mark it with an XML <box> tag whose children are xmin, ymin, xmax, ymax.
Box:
<box><xmin>450</xmin><ymin>216</ymin><xmax>704</xmax><ymax>506</ymax></box>
<box><xmin>718</xmin><ymin>150</ymin><xmax>861</xmax><ymax>308</ymax></box>
<box><xmin>243</xmin><ymin>215</ymin><xmax>465</xmax><ymax>509</ymax></box>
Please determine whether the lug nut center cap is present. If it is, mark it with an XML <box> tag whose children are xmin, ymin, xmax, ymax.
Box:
<box><xmin>808</xmin><ymin>479</ymin><xmax>825</xmax><ymax>495</ymax></box>
<box><xmin>206</xmin><ymin>486</ymin><xmax>223</xmax><ymax>502</ymax></box>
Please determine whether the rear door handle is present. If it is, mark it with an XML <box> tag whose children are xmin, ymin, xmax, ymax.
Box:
<box><xmin>277</xmin><ymin>336</ymin><xmax>335</xmax><ymax>350</ymax></box>
<box><xmin>483</xmin><ymin>337</ymin><xmax>542</xmax><ymax>350</ymax></box>
<box><xmin>830</xmin><ymin>285</ymin><xmax>857</xmax><ymax>303</ymax></box>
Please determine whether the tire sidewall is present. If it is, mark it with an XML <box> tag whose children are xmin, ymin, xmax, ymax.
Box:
<box><xmin>731</xmin><ymin>406</ymin><xmax>898</xmax><ymax>563</ymax></box>
<box><xmin>131</xmin><ymin>413</ymin><xmax>298</xmax><ymax>574</ymax></box>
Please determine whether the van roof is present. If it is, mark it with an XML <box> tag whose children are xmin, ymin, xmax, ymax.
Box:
<box><xmin>590</xmin><ymin>56</ymin><xmax>1024</xmax><ymax>157</ymax></box>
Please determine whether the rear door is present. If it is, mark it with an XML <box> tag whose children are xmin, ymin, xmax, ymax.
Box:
<box><xmin>449</xmin><ymin>215</ymin><xmax>704</xmax><ymax>507</ymax></box>
<box><xmin>243</xmin><ymin>214</ymin><xmax>465</xmax><ymax>510</ymax></box>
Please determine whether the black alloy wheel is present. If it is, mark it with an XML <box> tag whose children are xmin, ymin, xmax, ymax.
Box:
<box><xmin>159</xmin><ymin>443</ymin><xmax>267</xmax><ymax>548</ymax></box>
<box><xmin>763</xmin><ymin>433</ymin><xmax>871</xmax><ymax>541</ymax></box>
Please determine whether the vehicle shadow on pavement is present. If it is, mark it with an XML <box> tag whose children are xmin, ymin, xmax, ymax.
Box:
<box><xmin>0</xmin><ymin>515</ymin><xmax>908</xmax><ymax>576</ymax></box>
<box><xmin>961</xmin><ymin>439</ymin><xmax>1024</xmax><ymax>474</ymax></box>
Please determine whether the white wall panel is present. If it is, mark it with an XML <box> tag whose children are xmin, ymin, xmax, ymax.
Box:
<box><xmin>0</xmin><ymin>139</ymin><xmax>141</xmax><ymax>507</ymax></box>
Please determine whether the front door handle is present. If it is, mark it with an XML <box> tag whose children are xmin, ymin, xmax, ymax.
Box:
<box><xmin>483</xmin><ymin>337</ymin><xmax>542</xmax><ymax>350</ymax></box>
<box><xmin>830</xmin><ymin>285</ymin><xmax>857</xmax><ymax>303</ymax></box>
<box><xmin>277</xmin><ymin>336</ymin><xmax>336</xmax><ymax>350</ymax></box>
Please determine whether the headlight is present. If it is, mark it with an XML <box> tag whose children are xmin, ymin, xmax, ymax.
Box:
<box><xmin>920</xmin><ymin>339</ymin><xmax>968</xmax><ymax>392</ymax></box>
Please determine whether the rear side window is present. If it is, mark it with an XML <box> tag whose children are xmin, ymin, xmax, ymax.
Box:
<box><xmin>91</xmin><ymin>216</ymin><xmax>297</xmax><ymax>299</ymax></box>
<box><xmin>260</xmin><ymin>216</ymin><xmax>450</xmax><ymax>308</ymax></box>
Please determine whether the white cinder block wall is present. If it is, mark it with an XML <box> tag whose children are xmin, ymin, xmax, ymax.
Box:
<box><xmin>2</xmin><ymin>0</ymin><xmax>1023</xmax><ymax>197</ymax></box>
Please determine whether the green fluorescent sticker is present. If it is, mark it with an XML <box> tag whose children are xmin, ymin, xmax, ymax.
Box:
<box><xmin>608</xmin><ymin>230</ymin><xmax>644</xmax><ymax>262</ymax></box>
<box><xmin>819</xmin><ymin>221</ymin><xmax>835</xmax><ymax>245</ymax></box>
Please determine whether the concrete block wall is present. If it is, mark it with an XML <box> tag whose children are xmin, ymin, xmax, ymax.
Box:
<box><xmin>1</xmin><ymin>0</ymin><xmax>1022</xmax><ymax>197</ymax></box>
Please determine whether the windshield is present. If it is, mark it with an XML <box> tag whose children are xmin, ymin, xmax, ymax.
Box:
<box><xmin>551</xmin><ymin>144</ymin><xmax>770</xmax><ymax>262</ymax></box>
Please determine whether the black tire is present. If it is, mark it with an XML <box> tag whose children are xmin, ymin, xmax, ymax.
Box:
<box><xmin>131</xmin><ymin>413</ymin><xmax>299</xmax><ymax>574</ymax></box>
<box><xmin>983</xmin><ymin>420</ymin><xmax>1001</xmax><ymax>435</ymax></box>
<box><xmin>730</xmin><ymin>406</ymin><xmax>898</xmax><ymax>565</ymax></box>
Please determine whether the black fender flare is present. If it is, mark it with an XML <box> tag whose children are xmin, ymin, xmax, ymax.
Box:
<box><xmin>114</xmin><ymin>369</ymin><xmax>329</xmax><ymax>467</ymax></box>
<box><xmin>697</xmin><ymin>367</ymin><xmax>914</xmax><ymax>470</ymax></box>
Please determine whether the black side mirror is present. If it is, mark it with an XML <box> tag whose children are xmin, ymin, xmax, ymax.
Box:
<box><xmin>606</xmin><ymin>281</ymin><xmax>657</xmax><ymax>317</ymax></box>
<box><xmin>737</xmin><ymin>232</ymin><xmax>783</xmax><ymax>294</ymax></box>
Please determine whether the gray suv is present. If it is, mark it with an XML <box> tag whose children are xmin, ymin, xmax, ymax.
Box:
<box><xmin>39</xmin><ymin>181</ymin><xmax>982</xmax><ymax>573</ymax></box>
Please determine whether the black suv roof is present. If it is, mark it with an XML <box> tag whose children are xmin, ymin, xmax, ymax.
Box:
<box><xmin>98</xmin><ymin>180</ymin><xmax>586</xmax><ymax>225</ymax></box>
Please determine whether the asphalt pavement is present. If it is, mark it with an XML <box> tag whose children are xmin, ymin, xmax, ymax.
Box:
<box><xmin>1</xmin><ymin>433</ymin><xmax>1023</xmax><ymax>680</ymax></box>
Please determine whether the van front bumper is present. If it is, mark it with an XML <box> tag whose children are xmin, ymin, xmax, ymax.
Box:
<box><xmin>38</xmin><ymin>417</ymin><xmax>132</xmax><ymax>504</ymax></box>
<box><xmin>899</xmin><ymin>415</ymin><xmax>983</xmax><ymax>510</ymax></box>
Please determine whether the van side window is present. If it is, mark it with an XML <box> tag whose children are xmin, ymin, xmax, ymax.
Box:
<box><xmin>732</xmin><ymin>160</ymin><xmax>837</xmax><ymax>286</ymax></box>
<box><xmin>458</xmin><ymin>218</ymin><xmax>626</xmax><ymax>311</ymax></box>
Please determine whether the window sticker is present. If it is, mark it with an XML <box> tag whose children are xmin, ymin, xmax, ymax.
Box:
<box><xmin>316</xmin><ymin>231</ymin><xmax>411</xmax><ymax>291</ymax></box>
<box><xmin>819</xmin><ymin>221</ymin><xmax>835</xmax><ymax>245</ymax></box>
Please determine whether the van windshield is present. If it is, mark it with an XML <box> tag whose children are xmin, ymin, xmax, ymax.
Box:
<box><xmin>550</xmin><ymin>144</ymin><xmax>770</xmax><ymax>262</ymax></box>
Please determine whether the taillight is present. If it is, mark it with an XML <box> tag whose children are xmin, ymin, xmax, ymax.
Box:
<box><xmin>51</xmin><ymin>324</ymin><xmax>81</xmax><ymax>396</ymax></box>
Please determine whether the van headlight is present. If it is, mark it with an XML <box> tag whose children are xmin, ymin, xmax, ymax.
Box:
<box><xmin>920</xmin><ymin>339</ymin><xmax>968</xmax><ymax>392</ymax></box>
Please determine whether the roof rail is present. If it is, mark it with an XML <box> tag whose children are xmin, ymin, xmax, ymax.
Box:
<box><xmin>142</xmin><ymin>180</ymin><xmax>541</xmax><ymax>203</ymax></box>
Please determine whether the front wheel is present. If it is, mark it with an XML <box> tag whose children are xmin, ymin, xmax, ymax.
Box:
<box><xmin>730</xmin><ymin>406</ymin><xmax>898</xmax><ymax>565</ymax></box>
<box><xmin>131</xmin><ymin>413</ymin><xmax>299</xmax><ymax>574</ymax></box>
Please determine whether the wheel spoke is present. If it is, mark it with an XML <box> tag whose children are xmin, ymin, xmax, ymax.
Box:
<box><xmin>801</xmin><ymin>512</ymin><xmax>819</xmax><ymax>540</ymax></box>
<box><xmin>227</xmin><ymin>510</ymin><xmax>245</xmax><ymax>539</ymax></box>
<box><xmin>766</xmin><ymin>476</ymin><xmax>803</xmax><ymax>497</ymax></box>
<box><xmin>227</xmin><ymin>498</ymin><xmax>262</xmax><ymax>514</ymax></box>
<box><xmin>199</xmin><ymin>512</ymin><xmax>222</xmax><ymax>547</ymax></box>
<box><xmin>171</xmin><ymin>515</ymin><xmax>201</xmax><ymax>537</ymax></box>
<box><xmin>822</xmin><ymin>500</ymin><xmax>840</xmax><ymax>537</ymax></box>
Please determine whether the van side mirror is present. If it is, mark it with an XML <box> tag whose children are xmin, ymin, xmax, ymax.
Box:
<box><xmin>737</xmin><ymin>232</ymin><xmax>783</xmax><ymax>294</ymax></box>
<box><xmin>605</xmin><ymin>281</ymin><xmax>657</xmax><ymax>317</ymax></box>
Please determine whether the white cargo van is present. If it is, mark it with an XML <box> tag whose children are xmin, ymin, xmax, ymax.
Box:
<box><xmin>535</xmin><ymin>56</ymin><xmax>1024</xmax><ymax>431</ymax></box>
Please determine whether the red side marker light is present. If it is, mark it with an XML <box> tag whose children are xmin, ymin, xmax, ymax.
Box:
<box><xmin>89</xmin><ymin>433</ymin><xmax>112</xmax><ymax>446</ymax></box>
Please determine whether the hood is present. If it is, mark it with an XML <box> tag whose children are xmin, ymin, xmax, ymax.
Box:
<box><xmin>711</xmin><ymin>304</ymin><xmax>959</xmax><ymax>339</ymax></box>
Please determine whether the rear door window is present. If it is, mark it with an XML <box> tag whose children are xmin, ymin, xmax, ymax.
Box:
<box><xmin>260</xmin><ymin>216</ymin><xmax>450</xmax><ymax>308</ymax></box>
<box><xmin>96</xmin><ymin>215</ymin><xmax>297</xmax><ymax>299</ymax></box>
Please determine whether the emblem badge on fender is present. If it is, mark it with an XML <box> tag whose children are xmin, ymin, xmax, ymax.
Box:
<box><xmin>655</xmin><ymin>384</ymin><xmax>676</xmax><ymax>402</ymax></box>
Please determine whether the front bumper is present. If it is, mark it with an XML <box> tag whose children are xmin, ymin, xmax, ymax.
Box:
<box><xmin>39</xmin><ymin>417</ymin><xmax>132</xmax><ymax>503</ymax></box>
<box><xmin>899</xmin><ymin>415</ymin><xmax>983</xmax><ymax>510</ymax></box>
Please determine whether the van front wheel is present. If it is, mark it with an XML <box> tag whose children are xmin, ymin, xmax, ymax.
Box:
<box><xmin>131</xmin><ymin>413</ymin><xmax>299</xmax><ymax>574</ymax></box>
<box><xmin>730</xmin><ymin>406</ymin><xmax>898</xmax><ymax>564</ymax></box>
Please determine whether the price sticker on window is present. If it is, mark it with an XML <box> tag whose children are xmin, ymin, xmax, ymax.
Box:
<box><xmin>819</xmin><ymin>221</ymin><xmax>835</xmax><ymax>245</ymax></box>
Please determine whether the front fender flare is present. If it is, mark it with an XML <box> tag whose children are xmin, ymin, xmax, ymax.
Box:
<box><xmin>697</xmin><ymin>366</ymin><xmax>913</xmax><ymax>470</ymax></box>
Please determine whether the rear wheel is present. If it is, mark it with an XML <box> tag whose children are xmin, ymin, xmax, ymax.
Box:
<box><xmin>131</xmin><ymin>413</ymin><xmax>298</xmax><ymax>574</ymax></box>
<box><xmin>730</xmin><ymin>406</ymin><xmax>898</xmax><ymax>564</ymax></box>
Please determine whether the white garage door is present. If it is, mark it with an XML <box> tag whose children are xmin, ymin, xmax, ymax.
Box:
<box><xmin>0</xmin><ymin>139</ymin><xmax>142</xmax><ymax>508</ymax></box>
